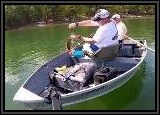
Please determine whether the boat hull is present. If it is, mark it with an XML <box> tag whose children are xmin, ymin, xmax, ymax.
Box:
<box><xmin>13</xmin><ymin>40</ymin><xmax>147</xmax><ymax>110</ymax></box>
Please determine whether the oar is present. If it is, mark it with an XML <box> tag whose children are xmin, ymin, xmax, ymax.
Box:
<box><xmin>123</xmin><ymin>35</ymin><xmax>155</xmax><ymax>53</ymax></box>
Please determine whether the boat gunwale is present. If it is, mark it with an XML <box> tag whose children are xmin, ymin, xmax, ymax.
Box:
<box><xmin>13</xmin><ymin>40</ymin><xmax>148</xmax><ymax>103</ymax></box>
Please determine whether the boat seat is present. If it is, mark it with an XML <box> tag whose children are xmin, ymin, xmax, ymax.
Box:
<box><xmin>93</xmin><ymin>43</ymin><xmax>120</xmax><ymax>60</ymax></box>
<box><xmin>117</xmin><ymin>44</ymin><xmax>144</xmax><ymax>57</ymax></box>
<box><xmin>104</xmin><ymin>57</ymin><xmax>139</xmax><ymax>71</ymax></box>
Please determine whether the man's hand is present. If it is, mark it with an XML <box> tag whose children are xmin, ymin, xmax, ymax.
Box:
<box><xmin>69</xmin><ymin>23</ymin><xmax>78</xmax><ymax>29</ymax></box>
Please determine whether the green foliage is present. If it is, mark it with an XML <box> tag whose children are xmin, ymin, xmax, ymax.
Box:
<box><xmin>5</xmin><ymin>5</ymin><xmax>155</xmax><ymax>29</ymax></box>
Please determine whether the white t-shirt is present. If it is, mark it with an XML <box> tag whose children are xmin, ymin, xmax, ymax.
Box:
<box><xmin>116</xmin><ymin>21</ymin><xmax>127</xmax><ymax>40</ymax></box>
<box><xmin>93</xmin><ymin>21</ymin><xmax>118</xmax><ymax>48</ymax></box>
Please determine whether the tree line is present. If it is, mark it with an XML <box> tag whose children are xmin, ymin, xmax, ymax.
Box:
<box><xmin>5</xmin><ymin>5</ymin><xmax>155</xmax><ymax>30</ymax></box>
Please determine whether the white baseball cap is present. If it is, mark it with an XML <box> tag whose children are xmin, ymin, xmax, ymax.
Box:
<box><xmin>112</xmin><ymin>14</ymin><xmax>121</xmax><ymax>19</ymax></box>
<box><xmin>91</xmin><ymin>9</ymin><xmax>110</xmax><ymax>21</ymax></box>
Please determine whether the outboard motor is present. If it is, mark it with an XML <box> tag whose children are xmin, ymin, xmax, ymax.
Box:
<box><xmin>43</xmin><ymin>85</ymin><xmax>63</xmax><ymax>110</ymax></box>
<box><xmin>50</xmin><ymin>87</ymin><xmax>63</xmax><ymax>110</ymax></box>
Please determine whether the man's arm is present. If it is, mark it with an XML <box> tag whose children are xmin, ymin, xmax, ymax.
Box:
<box><xmin>69</xmin><ymin>20</ymin><xmax>99</xmax><ymax>29</ymax></box>
<box><xmin>78</xmin><ymin>20</ymin><xmax>99</xmax><ymax>26</ymax></box>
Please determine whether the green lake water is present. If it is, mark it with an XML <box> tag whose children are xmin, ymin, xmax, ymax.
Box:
<box><xmin>5</xmin><ymin>17</ymin><xmax>155</xmax><ymax>110</ymax></box>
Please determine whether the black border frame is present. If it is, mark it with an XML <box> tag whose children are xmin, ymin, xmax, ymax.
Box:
<box><xmin>1</xmin><ymin>0</ymin><xmax>159</xmax><ymax>114</ymax></box>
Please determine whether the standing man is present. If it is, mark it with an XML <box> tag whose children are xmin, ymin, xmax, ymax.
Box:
<box><xmin>111</xmin><ymin>14</ymin><xmax>128</xmax><ymax>41</ymax></box>
<box><xmin>68</xmin><ymin>9</ymin><xmax>118</xmax><ymax>55</ymax></box>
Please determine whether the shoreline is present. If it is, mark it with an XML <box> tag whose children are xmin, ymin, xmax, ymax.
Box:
<box><xmin>5</xmin><ymin>23</ymin><xmax>69</xmax><ymax>32</ymax></box>
<box><xmin>5</xmin><ymin>15</ymin><xmax>155</xmax><ymax>31</ymax></box>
